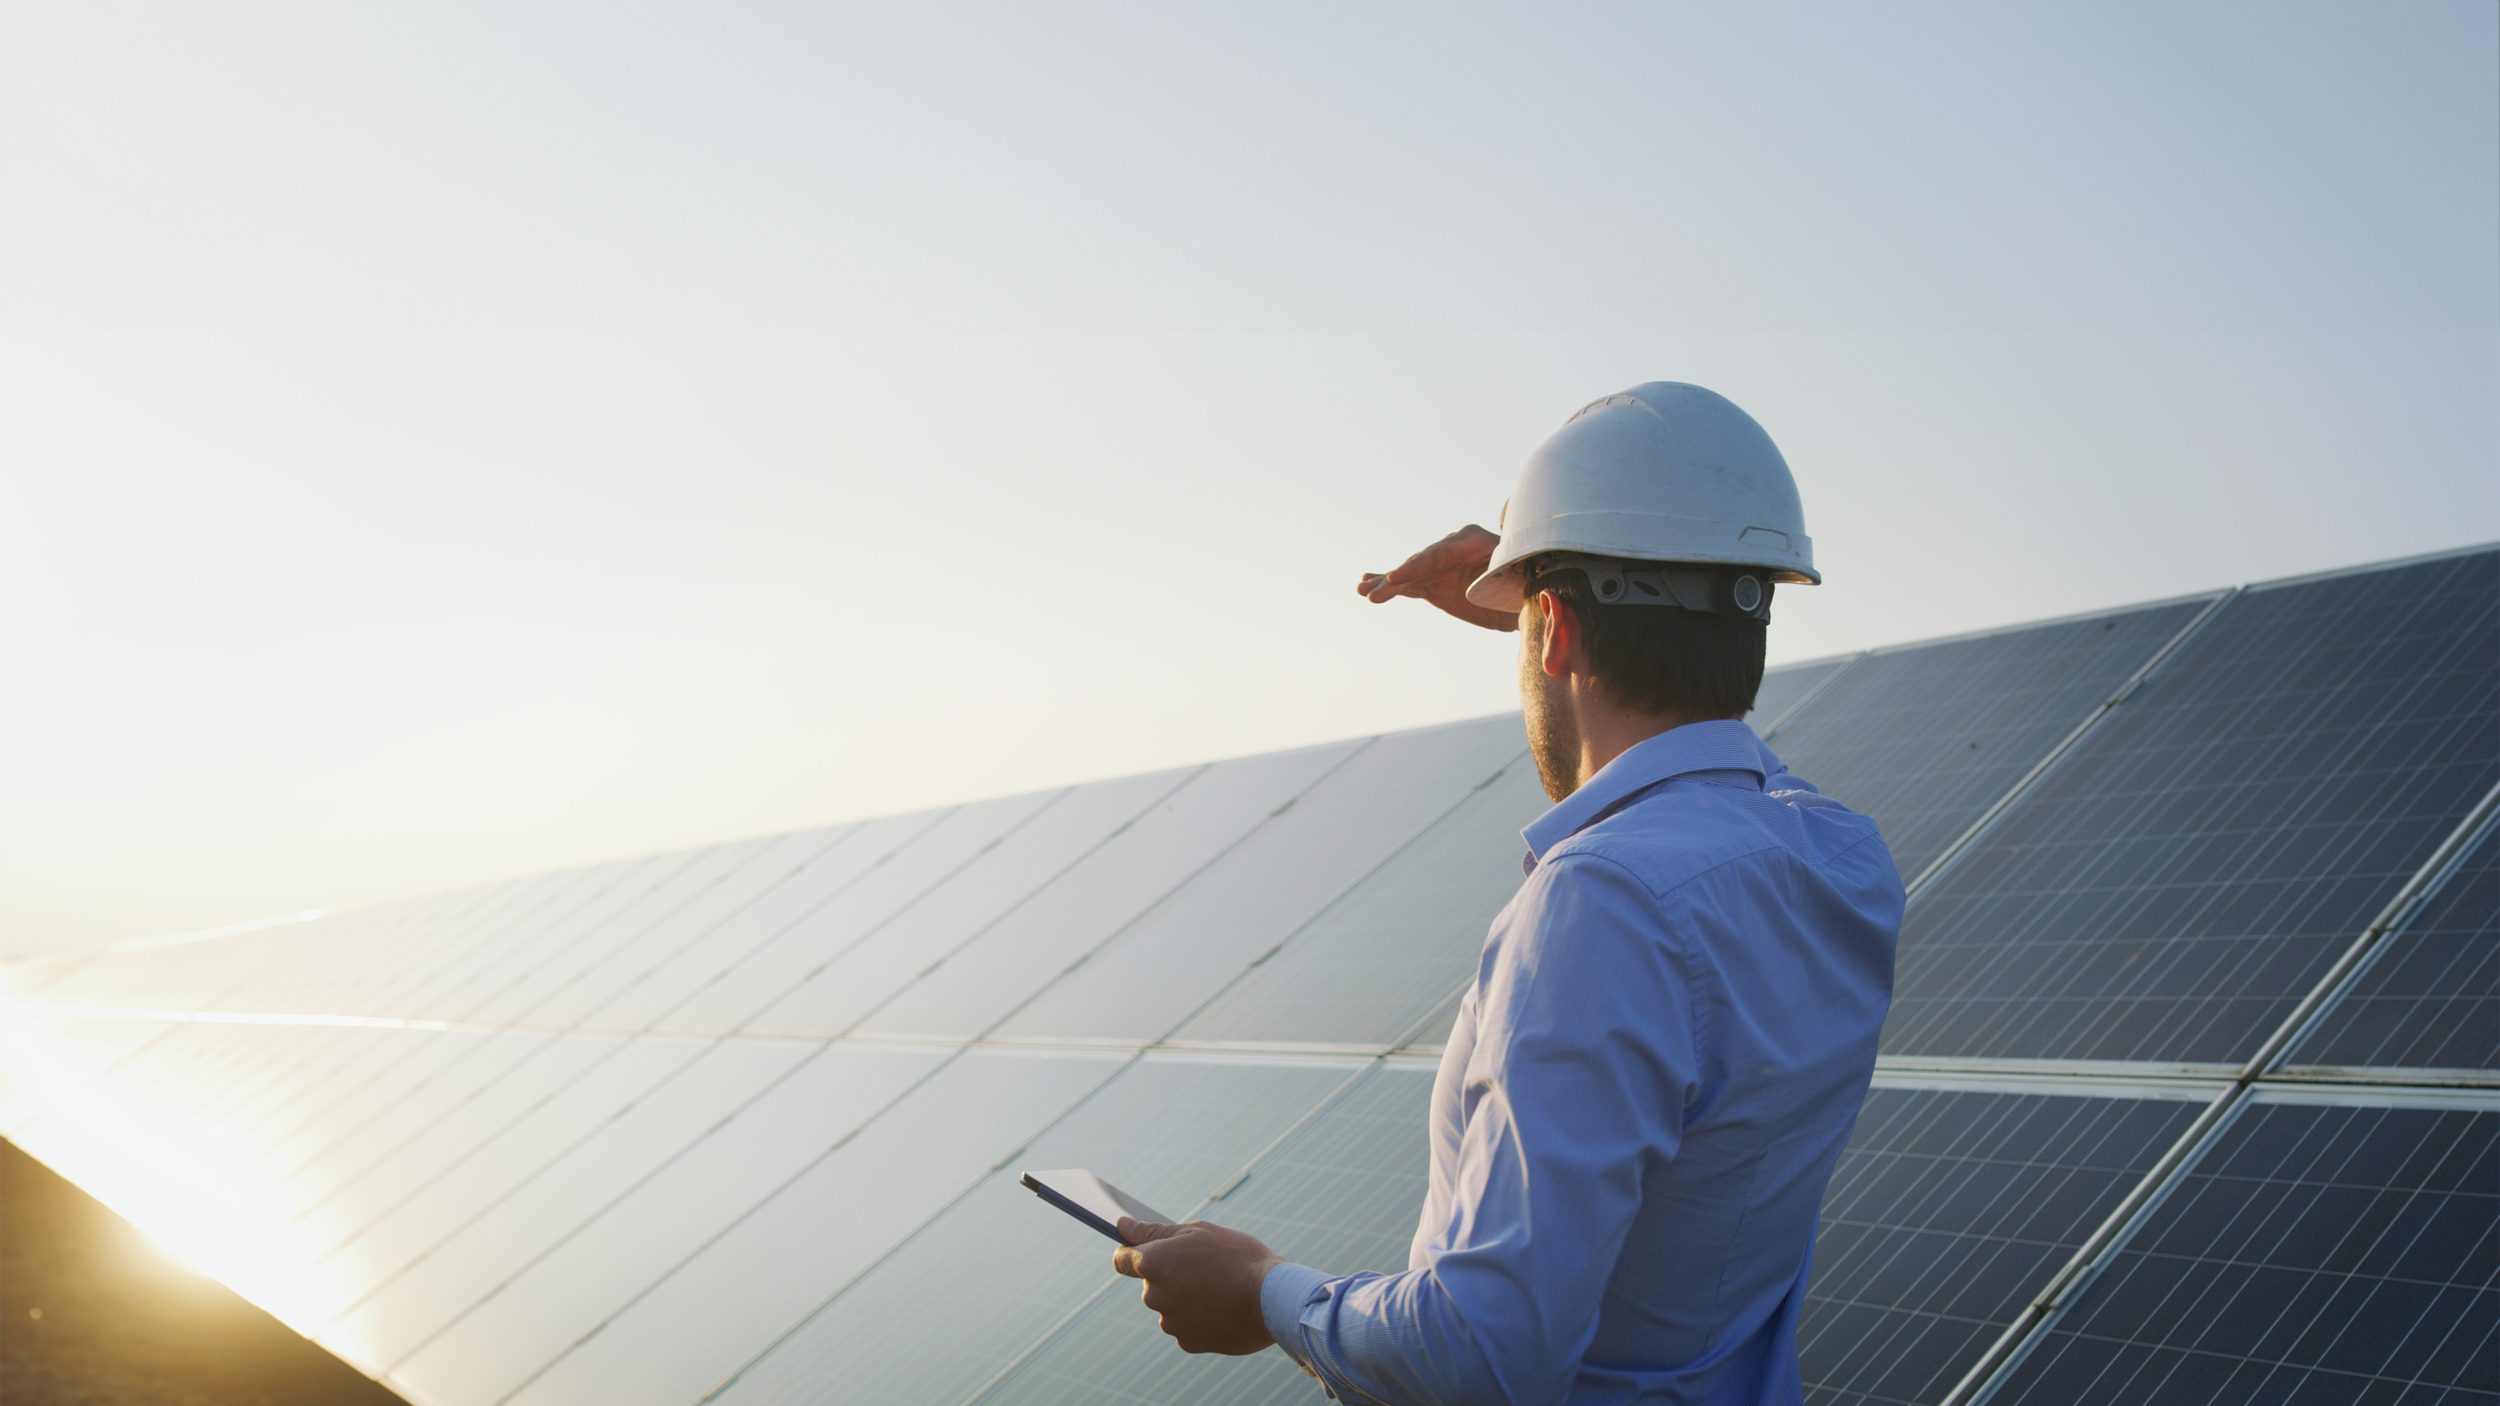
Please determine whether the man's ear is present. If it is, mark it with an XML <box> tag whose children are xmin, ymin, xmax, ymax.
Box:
<box><xmin>1537</xmin><ymin>591</ymin><xmax>1580</xmax><ymax>679</ymax></box>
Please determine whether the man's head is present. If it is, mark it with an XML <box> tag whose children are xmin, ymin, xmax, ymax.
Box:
<box><xmin>1516</xmin><ymin>557</ymin><xmax>1766</xmax><ymax>801</ymax></box>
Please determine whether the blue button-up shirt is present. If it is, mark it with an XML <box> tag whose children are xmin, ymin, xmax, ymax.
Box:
<box><xmin>1260</xmin><ymin>720</ymin><xmax>1902</xmax><ymax>1406</ymax></box>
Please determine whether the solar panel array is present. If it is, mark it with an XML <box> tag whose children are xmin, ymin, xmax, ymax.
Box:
<box><xmin>1</xmin><ymin>545</ymin><xmax>2491</xmax><ymax>1406</ymax></box>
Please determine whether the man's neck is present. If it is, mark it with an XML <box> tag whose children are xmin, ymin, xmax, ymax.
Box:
<box><xmin>1561</xmin><ymin>686</ymin><xmax>1707</xmax><ymax>795</ymax></box>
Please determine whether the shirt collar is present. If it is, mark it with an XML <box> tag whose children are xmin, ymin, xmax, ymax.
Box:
<box><xmin>1521</xmin><ymin>718</ymin><xmax>1769</xmax><ymax>865</ymax></box>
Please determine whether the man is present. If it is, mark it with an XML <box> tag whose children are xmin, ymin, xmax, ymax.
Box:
<box><xmin>1113</xmin><ymin>383</ymin><xmax>1903</xmax><ymax>1405</ymax></box>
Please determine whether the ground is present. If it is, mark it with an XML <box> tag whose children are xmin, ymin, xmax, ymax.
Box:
<box><xmin>0</xmin><ymin>1138</ymin><xmax>406</xmax><ymax>1406</ymax></box>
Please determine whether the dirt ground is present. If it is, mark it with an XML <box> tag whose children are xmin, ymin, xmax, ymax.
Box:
<box><xmin>0</xmin><ymin>1137</ymin><xmax>406</xmax><ymax>1406</ymax></box>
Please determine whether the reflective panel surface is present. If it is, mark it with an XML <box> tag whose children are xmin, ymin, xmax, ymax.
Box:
<box><xmin>996</xmin><ymin>719</ymin><xmax>1526</xmax><ymax>1044</ymax></box>
<box><xmin>1753</xmin><ymin>656</ymin><xmax>1854</xmax><ymax>734</ymax></box>
<box><xmin>1173</xmin><ymin>759</ymin><xmax>1549</xmax><ymax>1049</ymax></box>
<box><xmin>389</xmin><ymin>1042</ymin><xmax>944</xmax><ymax>1406</ymax></box>
<box><xmin>859</xmin><ymin>741</ymin><xmax>1367</xmax><ymax>1040</ymax></box>
<box><xmin>712</xmin><ymin>1054</ymin><xmax>1363</xmax><ymax>1406</ymax></box>
<box><xmin>325</xmin><ymin>1036</ymin><xmax>812</xmax><ymax>1370</ymax></box>
<box><xmin>653</xmin><ymin>799</ymin><xmax>1048</xmax><ymax>1035</ymax></box>
<box><xmin>1802</xmin><ymin>1081</ymin><xmax>2210</xmax><ymax>1406</ymax></box>
<box><xmin>977</xmin><ymin>1062</ymin><xmax>1439</xmax><ymax>1406</ymax></box>
<box><xmin>2287</xmin><ymin>822</ymin><xmax>2500</xmax><ymax>1073</ymax></box>
<box><xmin>1987</xmin><ymin>1096</ymin><xmax>2498</xmax><ymax>1406</ymax></box>
<box><xmin>1890</xmin><ymin>551</ymin><xmax>2500</xmax><ymax>1063</ymax></box>
<box><xmin>1767</xmin><ymin>601</ymin><xmax>2209</xmax><ymax>881</ymax></box>
<box><xmin>497</xmin><ymin>1048</ymin><xmax>1132</xmax><ymax>1406</ymax></box>
<box><xmin>745</xmin><ymin>771</ymin><xmax>1193</xmax><ymax>1037</ymax></box>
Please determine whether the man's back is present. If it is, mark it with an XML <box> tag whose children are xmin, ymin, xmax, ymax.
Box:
<box><xmin>1420</xmin><ymin>723</ymin><xmax>1900</xmax><ymax>1402</ymax></box>
<box><xmin>1257</xmin><ymin>721</ymin><xmax>1898</xmax><ymax>1405</ymax></box>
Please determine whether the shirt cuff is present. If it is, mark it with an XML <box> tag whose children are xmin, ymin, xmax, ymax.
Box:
<box><xmin>1259</xmin><ymin>1260</ymin><xmax>1336</xmax><ymax>1365</ymax></box>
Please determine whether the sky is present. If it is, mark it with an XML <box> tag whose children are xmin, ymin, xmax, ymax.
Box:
<box><xmin>3</xmin><ymin>1</ymin><xmax>2494</xmax><ymax>956</ymax></box>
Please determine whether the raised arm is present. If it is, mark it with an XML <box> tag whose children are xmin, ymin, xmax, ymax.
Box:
<box><xmin>1358</xmin><ymin>524</ymin><xmax>1518</xmax><ymax>632</ymax></box>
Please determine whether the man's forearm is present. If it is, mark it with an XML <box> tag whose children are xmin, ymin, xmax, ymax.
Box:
<box><xmin>1260</xmin><ymin>1263</ymin><xmax>1512</xmax><ymax>1406</ymax></box>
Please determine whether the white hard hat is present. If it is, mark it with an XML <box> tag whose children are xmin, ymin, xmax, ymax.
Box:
<box><xmin>1464</xmin><ymin>382</ymin><xmax>1818</xmax><ymax>613</ymax></box>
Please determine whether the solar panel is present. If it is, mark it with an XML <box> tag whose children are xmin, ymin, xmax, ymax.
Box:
<box><xmin>975</xmin><ymin>1062</ymin><xmax>1441</xmax><ymax>1406</ymax></box>
<box><xmin>1763</xmin><ymin>600</ymin><xmax>2212</xmax><ymax>882</ymax></box>
<box><xmin>1802</xmin><ymin>1078</ymin><xmax>2215</xmax><ymax>1406</ymax></box>
<box><xmin>5</xmin><ymin>545</ymin><xmax>2490</xmax><ymax>1406</ymax></box>
<box><xmin>1888</xmin><ymin>550</ymin><xmax>2500</xmax><ymax>1064</ymax></box>
<box><xmin>2285</xmin><ymin>819</ymin><xmax>2500</xmax><ymax>1073</ymax></box>
<box><xmin>491</xmin><ymin>1048</ymin><xmax>1136</xmax><ymax>1406</ymax></box>
<box><xmin>857</xmin><ymin>741</ymin><xmax>1368</xmax><ymax>1040</ymax></box>
<box><xmin>1982</xmin><ymin>1092</ymin><xmax>2497</xmax><ymax>1406</ymax></box>
<box><xmin>1170</xmin><ymin>758</ymin><xmax>1550</xmax><ymax>1049</ymax></box>
<box><xmin>705</xmin><ymin>1053</ymin><xmax>1364</xmax><ymax>1406</ymax></box>
<box><xmin>991</xmin><ymin>718</ymin><xmax>1525</xmax><ymax>1045</ymax></box>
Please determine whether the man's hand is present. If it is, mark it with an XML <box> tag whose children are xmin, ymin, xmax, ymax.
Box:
<box><xmin>1358</xmin><ymin>524</ymin><xmax>1518</xmax><ymax>632</ymax></box>
<box><xmin>1113</xmin><ymin>1218</ymin><xmax>1284</xmax><ymax>1356</ymax></box>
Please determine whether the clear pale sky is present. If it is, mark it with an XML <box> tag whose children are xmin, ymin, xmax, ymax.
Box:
<box><xmin>4</xmin><ymin>2</ymin><xmax>2494</xmax><ymax>957</ymax></box>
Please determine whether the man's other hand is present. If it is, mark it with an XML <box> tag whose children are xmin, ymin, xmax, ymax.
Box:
<box><xmin>1358</xmin><ymin>524</ymin><xmax>1518</xmax><ymax>632</ymax></box>
<box><xmin>1113</xmin><ymin>1218</ymin><xmax>1285</xmax><ymax>1356</ymax></box>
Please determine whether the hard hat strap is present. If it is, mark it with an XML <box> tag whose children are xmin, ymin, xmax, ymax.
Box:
<box><xmin>1533</xmin><ymin>553</ymin><xmax>1774</xmax><ymax>624</ymax></box>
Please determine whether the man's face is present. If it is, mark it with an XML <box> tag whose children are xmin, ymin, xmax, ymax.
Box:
<box><xmin>1519</xmin><ymin>600</ymin><xmax>1579</xmax><ymax>802</ymax></box>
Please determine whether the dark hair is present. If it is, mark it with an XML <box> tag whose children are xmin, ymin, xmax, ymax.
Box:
<box><xmin>1524</xmin><ymin>560</ymin><xmax>1766</xmax><ymax>720</ymax></box>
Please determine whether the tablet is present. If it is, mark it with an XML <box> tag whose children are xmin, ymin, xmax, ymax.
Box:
<box><xmin>1021</xmin><ymin>1168</ymin><xmax>1171</xmax><ymax>1243</ymax></box>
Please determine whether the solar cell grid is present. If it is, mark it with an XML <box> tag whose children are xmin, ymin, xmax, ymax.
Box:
<box><xmin>2288</xmin><ymin>819</ymin><xmax>2500</xmax><ymax>1073</ymax></box>
<box><xmin>388</xmin><ymin>1042</ymin><xmax>947</xmax><ymax>1406</ymax></box>
<box><xmin>583</xmin><ymin>812</ymin><xmax>935</xmax><ymax>1033</ymax></box>
<box><xmin>1753</xmin><ymin>655</ymin><xmax>1856</xmax><ymax>735</ymax></box>
<box><xmin>859</xmin><ymin>741</ymin><xmax>1367</xmax><ymax>1040</ymax></box>
<box><xmin>651</xmin><ymin>796</ymin><xmax>1052</xmax><ymax>1035</ymax></box>
<box><xmin>990</xmin><ymin>719</ymin><xmax>1525</xmax><ymax>1045</ymax></box>
<box><xmin>1801</xmin><ymin>1082</ymin><xmax>2213</xmax><ymax>1406</ymax></box>
<box><xmin>1763</xmin><ymin>600</ymin><xmax>2210</xmax><ymax>883</ymax></box>
<box><xmin>976</xmin><ymin>1062</ymin><xmax>1439</xmax><ymax>1406</ymax></box>
<box><xmin>1171</xmin><ymin>759</ymin><xmax>1549</xmax><ymax>1049</ymax></box>
<box><xmin>742</xmin><ymin>769</ymin><xmax>1193</xmax><ymax>1037</ymax></box>
<box><xmin>1888</xmin><ymin>550</ymin><xmax>2500</xmax><ymax>1065</ymax></box>
<box><xmin>496</xmin><ymin>1048</ymin><xmax>1134</xmax><ymax>1406</ymax></box>
<box><xmin>1984</xmin><ymin>1095</ymin><xmax>2498</xmax><ymax>1406</ymax></box>
<box><xmin>311</xmin><ymin>1034</ymin><xmax>741</xmax><ymax>1368</ymax></box>
<box><xmin>709</xmin><ymin>1055</ymin><xmax>1361</xmax><ymax>1406</ymax></box>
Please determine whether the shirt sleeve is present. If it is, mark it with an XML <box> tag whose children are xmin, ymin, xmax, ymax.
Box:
<box><xmin>1262</xmin><ymin>854</ymin><xmax>1704</xmax><ymax>1406</ymax></box>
